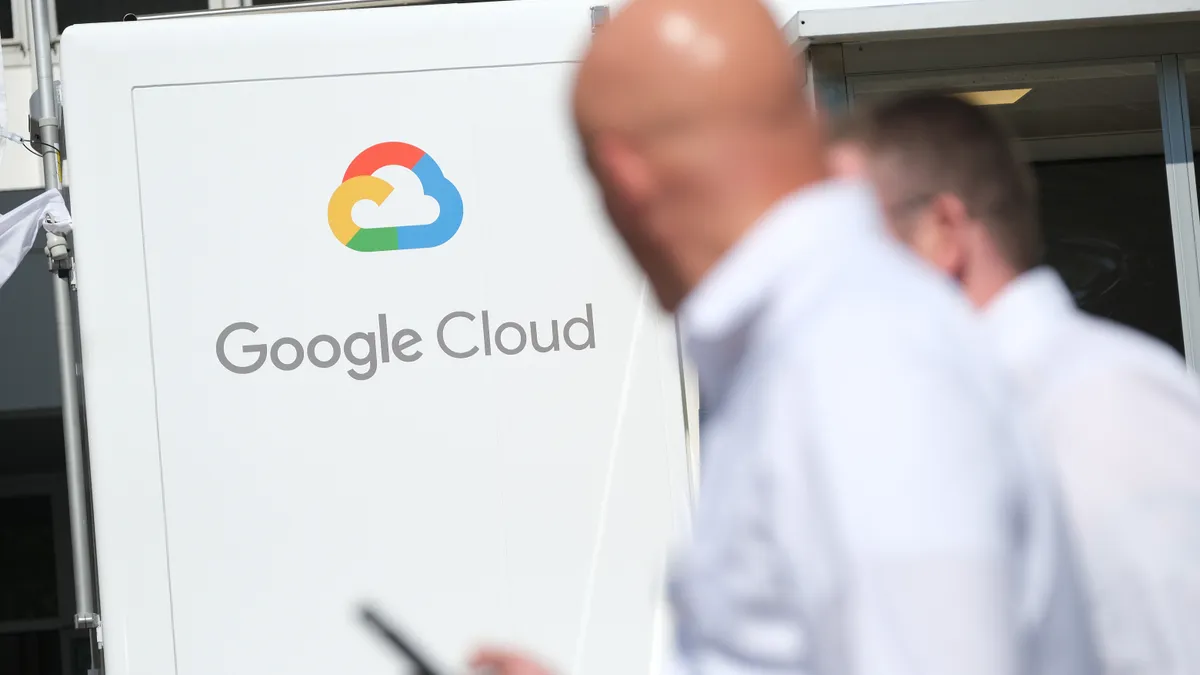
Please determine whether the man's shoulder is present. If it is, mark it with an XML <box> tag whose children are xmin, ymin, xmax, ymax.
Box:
<box><xmin>792</xmin><ymin>242</ymin><xmax>984</xmax><ymax>351</ymax></box>
<box><xmin>1077</xmin><ymin>312</ymin><xmax>1186</xmax><ymax>369</ymax></box>
<box><xmin>767</xmin><ymin>239</ymin><xmax>1001</xmax><ymax>388</ymax></box>
<box><xmin>1040</xmin><ymin>309</ymin><xmax>1197</xmax><ymax>402</ymax></box>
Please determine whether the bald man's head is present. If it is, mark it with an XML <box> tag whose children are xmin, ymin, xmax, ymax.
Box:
<box><xmin>573</xmin><ymin>0</ymin><xmax>827</xmax><ymax>310</ymax></box>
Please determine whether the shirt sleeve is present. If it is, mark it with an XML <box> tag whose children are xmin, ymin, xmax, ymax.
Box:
<box><xmin>1037</xmin><ymin>366</ymin><xmax>1200</xmax><ymax>675</ymax></box>
<box><xmin>768</xmin><ymin>325</ymin><xmax>1022</xmax><ymax>675</ymax></box>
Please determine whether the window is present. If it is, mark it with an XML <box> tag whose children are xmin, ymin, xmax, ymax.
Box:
<box><xmin>52</xmin><ymin>0</ymin><xmax>209</xmax><ymax>32</ymax></box>
<box><xmin>0</xmin><ymin>412</ymin><xmax>83</xmax><ymax>675</ymax></box>
<box><xmin>1037</xmin><ymin>156</ymin><xmax>1184</xmax><ymax>353</ymax></box>
<box><xmin>0</xmin><ymin>631</ymin><xmax>62</xmax><ymax>675</ymax></box>
<box><xmin>0</xmin><ymin>2</ymin><xmax>13</xmax><ymax>40</ymax></box>
<box><xmin>0</xmin><ymin>496</ymin><xmax>59</xmax><ymax>624</ymax></box>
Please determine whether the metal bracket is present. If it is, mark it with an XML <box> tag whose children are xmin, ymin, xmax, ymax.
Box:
<box><xmin>29</xmin><ymin>80</ymin><xmax>66</xmax><ymax>160</ymax></box>
<box><xmin>76</xmin><ymin>613</ymin><xmax>103</xmax><ymax>675</ymax></box>
<box><xmin>77</xmin><ymin>613</ymin><xmax>103</xmax><ymax>675</ymax></box>
<box><xmin>31</xmin><ymin>80</ymin><xmax>72</xmax><ymax>282</ymax></box>
<box><xmin>76</xmin><ymin>612</ymin><xmax>100</xmax><ymax>630</ymax></box>
<box><xmin>44</xmin><ymin>234</ymin><xmax>74</xmax><ymax>283</ymax></box>
<box><xmin>590</xmin><ymin>5</ymin><xmax>609</xmax><ymax>33</ymax></box>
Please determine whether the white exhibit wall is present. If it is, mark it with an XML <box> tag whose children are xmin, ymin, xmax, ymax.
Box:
<box><xmin>61</xmin><ymin>2</ymin><xmax>693</xmax><ymax>673</ymax></box>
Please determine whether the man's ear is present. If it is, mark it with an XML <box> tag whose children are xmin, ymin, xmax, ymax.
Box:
<box><xmin>921</xmin><ymin>193</ymin><xmax>971</xmax><ymax>280</ymax></box>
<box><xmin>594</xmin><ymin>135</ymin><xmax>655</xmax><ymax>206</ymax></box>
<box><xmin>829</xmin><ymin>142</ymin><xmax>868</xmax><ymax>179</ymax></box>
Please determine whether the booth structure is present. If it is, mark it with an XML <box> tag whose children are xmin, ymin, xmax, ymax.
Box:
<box><xmin>62</xmin><ymin>3</ymin><xmax>697</xmax><ymax>675</ymax></box>
<box><xmin>26</xmin><ymin>2</ymin><xmax>1200</xmax><ymax>675</ymax></box>
<box><xmin>791</xmin><ymin>0</ymin><xmax>1200</xmax><ymax>370</ymax></box>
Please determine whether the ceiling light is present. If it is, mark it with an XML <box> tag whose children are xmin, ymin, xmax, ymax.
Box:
<box><xmin>955</xmin><ymin>88</ymin><xmax>1032</xmax><ymax>106</ymax></box>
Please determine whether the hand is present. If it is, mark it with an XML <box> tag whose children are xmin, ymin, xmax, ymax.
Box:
<box><xmin>469</xmin><ymin>647</ymin><xmax>556</xmax><ymax>675</ymax></box>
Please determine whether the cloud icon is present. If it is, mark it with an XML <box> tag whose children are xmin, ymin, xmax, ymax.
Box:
<box><xmin>350</xmin><ymin>165</ymin><xmax>441</xmax><ymax>230</ymax></box>
<box><xmin>327</xmin><ymin>142</ymin><xmax>465</xmax><ymax>253</ymax></box>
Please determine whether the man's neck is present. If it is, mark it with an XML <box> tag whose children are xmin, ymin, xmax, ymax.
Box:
<box><xmin>668</xmin><ymin>168</ymin><xmax>829</xmax><ymax>309</ymax></box>
<box><xmin>968</xmin><ymin>263</ymin><xmax>1020</xmax><ymax>309</ymax></box>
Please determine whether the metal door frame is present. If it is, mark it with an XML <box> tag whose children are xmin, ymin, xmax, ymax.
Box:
<box><xmin>1159</xmin><ymin>53</ymin><xmax>1200</xmax><ymax>370</ymax></box>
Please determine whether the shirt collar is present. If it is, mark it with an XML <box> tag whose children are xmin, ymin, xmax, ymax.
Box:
<box><xmin>982</xmin><ymin>266</ymin><xmax>1075</xmax><ymax>370</ymax></box>
<box><xmin>679</xmin><ymin>178</ymin><xmax>883</xmax><ymax>342</ymax></box>
<box><xmin>678</xmin><ymin>178</ymin><xmax>885</xmax><ymax>401</ymax></box>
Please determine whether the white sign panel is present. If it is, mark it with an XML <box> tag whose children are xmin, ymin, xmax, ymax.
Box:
<box><xmin>62</xmin><ymin>4</ymin><xmax>692</xmax><ymax>675</ymax></box>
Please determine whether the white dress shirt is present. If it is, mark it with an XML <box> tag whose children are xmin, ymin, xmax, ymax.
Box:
<box><xmin>984</xmin><ymin>267</ymin><xmax>1200</xmax><ymax>675</ymax></box>
<box><xmin>669</xmin><ymin>180</ymin><xmax>1098</xmax><ymax>675</ymax></box>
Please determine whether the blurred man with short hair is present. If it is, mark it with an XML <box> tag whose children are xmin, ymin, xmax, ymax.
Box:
<box><xmin>833</xmin><ymin>92</ymin><xmax>1200</xmax><ymax>675</ymax></box>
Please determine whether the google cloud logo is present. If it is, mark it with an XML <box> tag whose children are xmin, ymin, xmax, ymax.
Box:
<box><xmin>327</xmin><ymin>142</ymin><xmax>464</xmax><ymax>252</ymax></box>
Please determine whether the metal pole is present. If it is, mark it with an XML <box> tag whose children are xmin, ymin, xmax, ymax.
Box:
<box><xmin>30</xmin><ymin>0</ymin><xmax>100</xmax><ymax>656</ymax></box>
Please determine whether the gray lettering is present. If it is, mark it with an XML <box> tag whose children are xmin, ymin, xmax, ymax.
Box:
<box><xmin>530</xmin><ymin>320</ymin><xmax>560</xmax><ymax>353</ymax></box>
<box><xmin>481</xmin><ymin>310</ymin><xmax>493</xmax><ymax>356</ymax></box>
<box><xmin>496</xmin><ymin>322</ymin><xmax>528</xmax><ymax>355</ymax></box>
<box><xmin>438</xmin><ymin>311</ymin><xmax>478</xmax><ymax>359</ymax></box>
<box><xmin>378</xmin><ymin>313</ymin><xmax>391</xmax><ymax>363</ymax></box>
<box><xmin>344</xmin><ymin>332</ymin><xmax>378</xmax><ymax>380</ymax></box>
<box><xmin>307</xmin><ymin>334</ymin><xmax>341</xmax><ymax>368</ymax></box>
<box><xmin>564</xmin><ymin>303</ymin><xmax>596</xmax><ymax>351</ymax></box>
<box><xmin>216</xmin><ymin>322</ymin><xmax>267</xmax><ymax>374</ymax></box>
<box><xmin>216</xmin><ymin>307</ymin><xmax>584</xmax><ymax>377</ymax></box>
<box><xmin>269</xmin><ymin>337</ymin><xmax>304</xmax><ymax>371</ymax></box>
<box><xmin>390</xmin><ymin>328</ymin><xmax>424</xmax><ymax>363</ymax></box>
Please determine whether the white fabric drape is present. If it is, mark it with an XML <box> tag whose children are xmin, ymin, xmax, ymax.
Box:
<box><xmin>0</xmin><ymin>188</ymin><xmax>72</xmax><ymax>290</ymax></box>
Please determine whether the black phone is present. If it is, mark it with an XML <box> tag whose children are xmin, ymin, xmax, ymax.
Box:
<box><xmin>359</xmin><ymin>604</ymin><xmax>447</xmax><ymax>675</ymax></box>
